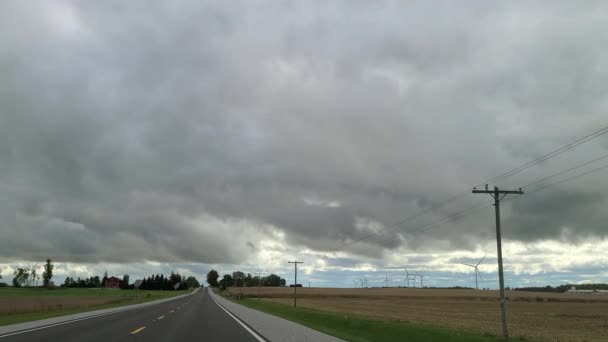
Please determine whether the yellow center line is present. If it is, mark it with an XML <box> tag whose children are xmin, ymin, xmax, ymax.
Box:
<box><xmin>157</xmin><ymin>315</ymin><xmax>165</xmax><ymax>320</ymax></box>
<box><xmin>130</xmin><ymin>327</ymin><xmax>146</xmax><ymax>335</ymax></box>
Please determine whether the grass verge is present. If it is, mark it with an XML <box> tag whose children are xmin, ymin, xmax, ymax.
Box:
<box><xmin>0</xmin><ymin>289</ymin><xmax>192</xmax><ymax>326</ymax></box>
<box><xmin>231</xmin><ymin>297</ymin><xmax>522</xmax><ymax>342</ymax></box>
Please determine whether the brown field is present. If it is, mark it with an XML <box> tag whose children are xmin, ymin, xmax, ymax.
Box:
<box><xmin>0</xmin><ymin>296</ymin><xmax>126</xmax><ymax>315</ymax></box>
<box><xmin>225</xmin><ymin>287</ymin><xmax>608</xmax><ymax>342</ymax></box>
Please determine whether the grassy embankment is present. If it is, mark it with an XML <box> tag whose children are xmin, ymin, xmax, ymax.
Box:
<box><xmin>0</xmin><ymin>287</ymin><xmax>192</xmax><ymax>326</ymax></box>
<box><xmin>219</xmin><ymin>291</ymin><xmax>519</xmax><ymax>342</ymax></box>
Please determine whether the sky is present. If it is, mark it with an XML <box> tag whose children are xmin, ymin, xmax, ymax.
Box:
<box><xmin>1</xmin><ymin>1</ymin><xmax>608</xmax><ymax>289</ymax></box>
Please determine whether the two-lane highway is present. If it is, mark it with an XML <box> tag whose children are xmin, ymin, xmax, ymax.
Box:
<box><xmin>0</xmin><ymin>289</ymin><xmax>263</xmax><ymax>342</ymax></box>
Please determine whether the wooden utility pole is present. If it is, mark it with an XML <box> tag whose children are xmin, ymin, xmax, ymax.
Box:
<box><xmin>255</xmin><ymin>272</ymin><xmax>264</xmax><ymax>300</ymax></box>
<box><xmin>473</xmin><ymin>185</ymin><xmax>523</xmax><ymax>339</ymax></box>
<box><xmin>288</xmin><ymin>261</ymin><xmax>303</xmax><ymax>307</ymax></box>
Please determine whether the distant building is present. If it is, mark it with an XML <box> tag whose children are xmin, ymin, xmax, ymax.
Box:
<box><xmin>133</xmin><ymin>279</ymin><xmax>143</xmax><ymax>289</ymax></box>
<box><xmin>567</xmin><ymin>286</ymin><xmax>608</xmax><ymax>294</ymax></box>
<box><xmin>105</xmin><ymin>276</ymin><xmax>121</xmax><ymax>289</ymax></box>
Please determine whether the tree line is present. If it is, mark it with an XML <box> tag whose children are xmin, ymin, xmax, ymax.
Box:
<box><xmin>2</xmin><ymin>257</ymin><xmax>201</xmax><ymax>291</ymax></box>
<box><xmin>9</xmin><ymin>258</ymin><xmax>54</xmax><ymax>288</ymax></box>
<box><xmin>515</xmin><ymin>283</ymin><xmax>608</xmax><ymax>293</ymax></box>
<box><xmin>206</xmin><ymin>270</ymin><xmax>286</xmax><ymax>290</ymax></box>
<box><xmin>138</xmin><ymin>272</ymin><xmax>200</xmax><ymax>290</ymax></box>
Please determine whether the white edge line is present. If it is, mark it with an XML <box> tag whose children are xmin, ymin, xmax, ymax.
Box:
<box><xmin>0</xmin><ymin>289</ymin><xmax>198</xmax><ymax>339</ymax></box>
<box><xmin>208</xmin><ymin>290</ymin><xmax>266</xmax><ymax>342</ymax></box>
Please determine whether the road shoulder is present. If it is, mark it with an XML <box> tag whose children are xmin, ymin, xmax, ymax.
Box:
<box><xmin>208</xmin><ymin>288</ymin><xmax>345</xmax><ymax>342</ymax></box>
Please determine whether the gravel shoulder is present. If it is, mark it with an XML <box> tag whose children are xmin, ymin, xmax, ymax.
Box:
<box><xmin>209</xmin><ymin>288</ymin><xmax>345</xmax><ymax>342</ymax></box>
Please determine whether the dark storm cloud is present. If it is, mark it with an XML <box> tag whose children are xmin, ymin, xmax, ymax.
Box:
<box><xmin>1</xmin><ymin>1</ymin><xmax>608</xmax><ymax>264</ymax></box>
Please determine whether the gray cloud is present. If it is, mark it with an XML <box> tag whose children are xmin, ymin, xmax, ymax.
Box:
<box><xmin>1</xmin><ymin>1</ymin><xmax>608</xmax><ymax>265</ymax></box>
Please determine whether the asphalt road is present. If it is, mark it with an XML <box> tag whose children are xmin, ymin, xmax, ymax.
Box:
<box><xmin>0</xmin><ymin>289</ymin><xmax>263</xmax><ymax>342</ymax></box>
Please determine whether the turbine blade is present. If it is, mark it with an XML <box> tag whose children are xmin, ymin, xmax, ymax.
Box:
<box><xmin>463</xmin><ymin>264</ymin><xmax>476</xmax><ymax>267</ymax></box>
<box><xmin>476</xmin><ymin>255</ymin><xmax>486</xmax><ymax>267</ymax></box>
<box><xmin>477</xmin><ymin>268</ymin><xmax>483</xmax><ymax>280</ymax></box>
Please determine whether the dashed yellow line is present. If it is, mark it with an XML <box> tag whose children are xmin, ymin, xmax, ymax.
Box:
<box><xmin>131</xmin><ymin>326</ymin><xmax>146</xmax><ymax>335</ymax></box>
<box><xmin>157</xmin><ymin>315</ymin><xmax>165</xmax><ymax>320</ymax></box>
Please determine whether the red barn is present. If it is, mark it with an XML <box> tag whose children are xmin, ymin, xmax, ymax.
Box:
<box><xmin>105</xmin><ymin>276</ymin><xmax>121</xmax><ymax>289</ymax></box>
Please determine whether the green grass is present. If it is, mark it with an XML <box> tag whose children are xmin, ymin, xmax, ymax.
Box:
<box><xmin>232</xmin><ymin>297</ymin><xmax>522</xmax><ymax>342</ymax></box>
<box><xmin>0</xmin><ymin>288</ymin><xmax>192</xmax><ymax>326</ymax></box>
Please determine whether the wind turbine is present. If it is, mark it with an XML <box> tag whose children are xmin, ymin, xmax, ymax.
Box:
<box><xmin>463</xmin><ymin>255</ymin><xmax>485</xmax><ymax>290</ymax></box>
<box><xmin>361</xmin><ymin>276</ymin><xmax>368</xmax><ymax>288</ymax></box>
<box><xmin>404</xmin><ymin>267</ymin><xmax>414</xmax><ymax>287</ymax></box>
<box><xmin>418</xmin><ymin>273</ymin><xmax>426</xmax><ymax>288</ymax></box>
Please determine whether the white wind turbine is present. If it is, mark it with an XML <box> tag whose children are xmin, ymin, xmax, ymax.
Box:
<box><xmin>463</xmin><ymin>255</ymin><xmax>485</xmax><ymax>290</ymax></box>
<box><xmin>417</xmin><ymin>273</ymin><xmax>426</xmax><ymax>288</ymax></box>
<box><xmin>404</xmin><ymin>267</ymin><xmax>415</xmax><ymax>288</ymax></box>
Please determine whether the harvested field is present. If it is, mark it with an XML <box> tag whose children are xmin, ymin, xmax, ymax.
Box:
<box><xmin>0</xmin><ymin>296</ymin><xmax>127</xmax><ymax>315</ymax></box>
<box><xmin>0</xmin><ymin>288</ymin><xmax>190</xmax><ymax>325</ymax></box>
<box><xmin>225</xmin><ymin>287</ymin><xmax>608</xmax><ymax>342</ymax></box>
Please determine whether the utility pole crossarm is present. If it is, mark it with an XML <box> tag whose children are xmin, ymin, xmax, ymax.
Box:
<box><xmin>472</xmin><ymin>189</ymin><xmax>523</xmax><ymax>195</ymax></box>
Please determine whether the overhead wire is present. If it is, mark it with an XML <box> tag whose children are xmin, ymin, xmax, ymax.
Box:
<box><xmin>474</xmin><ymin>124</ymin><xmax>608</xmax><ymax>188</ymax></box>
<box><xmin>512</xmin><ymin>163</ymin><xmax>608</xmax><ymax>200</ymax></box>
<box><xmin>521</xmin><ymin>152</ymin><xmax>608</xmax><ymax>189</ymax></box>
<box><xmin>330</xmin><ymin>123</ymin><xmax>608</xmax><ymax>252</ymax></box>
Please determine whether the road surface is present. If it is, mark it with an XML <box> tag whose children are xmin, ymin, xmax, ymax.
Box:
<box><xmin>0</xmin><ymin>289</ymin><xmax>263</xmax><ymax>342</ymax></box>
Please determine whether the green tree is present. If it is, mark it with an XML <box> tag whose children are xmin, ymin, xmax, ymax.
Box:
<box><xmin>42</xmin><ymin>258</ymin><xmax>53</xmax><ymax>288</ymax></box>
<box><xmin>207</xmin><ymin>270</ymin><xmax>219</xmax><ymax>287</ymax></box>
<box><xmin>101</xmin><ymin>271</ymin><xmax>108</xmax><ymax>287</ymax></box>
<box><xmin>185</xmin><ymin>276</ymin><xmax>200</xmax><ymax>288</ymax></box>
<box><xmin>265</xmin><ymin>274</ymin><xmax>282</xmax><ymax>286</ymax></box>
<box><xmin>219</xmin><ymin>274</ymin><xmax>233</xmax><ymax>290</ymax></box>
<box><xmin>121</xmin><ymin>274</ymin><xmax>130</xmax><ymax>289</ymax></box>
<box><xmin>12</xmin><ymin>268</ymin><xmax>28</xmax><ymax>287</ymax></box>
<box><xmin>31</xmin><ymin>269</ymin><xmax>37</xmax><ymax>287</ymax></box>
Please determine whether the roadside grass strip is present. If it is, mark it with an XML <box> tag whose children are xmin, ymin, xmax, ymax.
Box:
<box><xmin>234</xmin><ymin>298</ymin><xmax>523</xmax><ymax>342</ymax></box>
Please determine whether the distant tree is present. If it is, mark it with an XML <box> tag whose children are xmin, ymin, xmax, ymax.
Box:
<box><xmin>207</xmin><ymin>270</ymin><xmax>219</xmax><ymax>287</ymax></box>
<box><xmin>185</xmin><ymin>276</ymin><xmax>200</xmax><ymax>288</ymax></box>
<box><xmin>265</xmin><ymin>274</ymin><xmax>282</xmax><ymax>286</ymax></box>
<box><xmin>42</xmin><ymin>258</ymin><xmax>53</xmax><ymax>288</ymax></box>
<box><xmin>219</xmin><ymin>274</ymin><xmax>233</xmax><ymax>290</ymax></box>
<box><xmin>24</xmin><ymin>267</ymin><xmax>31</xmax><ymax>287</ymax></box>
<box><xmin>121</xmin><ymin>275</ymin><xmax>130</xmax><ymax>289</ymax></box>
<box><xmin>244</xmin><ymin>273</ymin><xmax>254</xmax><ymax>287</ymax></box>
<box><xmin>169</xmin><ymin>272</ymin><xmax>181</xmax><ymax>287</ymax></box>
<box><xmin>101</xmin><ymin>271</ymin><xmax>108</xmax><ymax>287</ymax></box>
<box><xmin>12</xmin><ymin>268</ymin><xmax>28</xmax><ymax>287</ymax></box>
<box><xmin>92</xmin><ymin>276</ymin><xmax>101</xmax><ymax>288</ymax></box>
<box><xmin>280</xmin><ymin>278</ymin><xmax>286</xmax><ymax>287</ymax></box>
<box><xmin>31</xmin><ymin>269</ymin><xmax>37</xmax><ymax>287</ymax></box>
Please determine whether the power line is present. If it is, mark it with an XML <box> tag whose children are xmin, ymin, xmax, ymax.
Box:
<box><xmin>521</xmin><ymin>152</ymin><xmax>608</xmax><ymax>189</ymax></box>
<box><xmin>474</xmin><ymin>124</ymin><xmax>608</xmax><ymax>188</ymax></box>
<box><xmin>330</xmin><ymin>124</ymin><xmax>608</xmax><ymax>252</ymax></box>
<box><xmin>516</xmin><ymin>163</ymin><xmax>608</xmax><ymax>199</ymax></box>
<box><xmin>336</xmin><ymin>201</ymin><xmax>491</xmax><ymax>251</ymax></box>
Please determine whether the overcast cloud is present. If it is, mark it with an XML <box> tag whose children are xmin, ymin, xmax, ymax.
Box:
<box><xmin>1</xmin><ymin>1</ymin><xmax>607</xmax><ymax>287</ymax></box>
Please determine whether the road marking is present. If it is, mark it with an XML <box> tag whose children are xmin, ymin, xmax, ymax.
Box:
<box><xmin>170</xmin><ymin>310</ymin><xmax>175</xmax><ymax>313</ymax></box>
<box><xmin>157</xmin><ymin>315</ymin><xmax>165</xmax><ymax>320</ymax></box>
<box><xmin>131</xmin><ymin>327</ymin><xmax>146</xmax><ymax>335</ymax></box>
<box><xmin>208</xmin><ymin>290</ymin><xmax>266</xmax><ymax>342</ymax></box>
